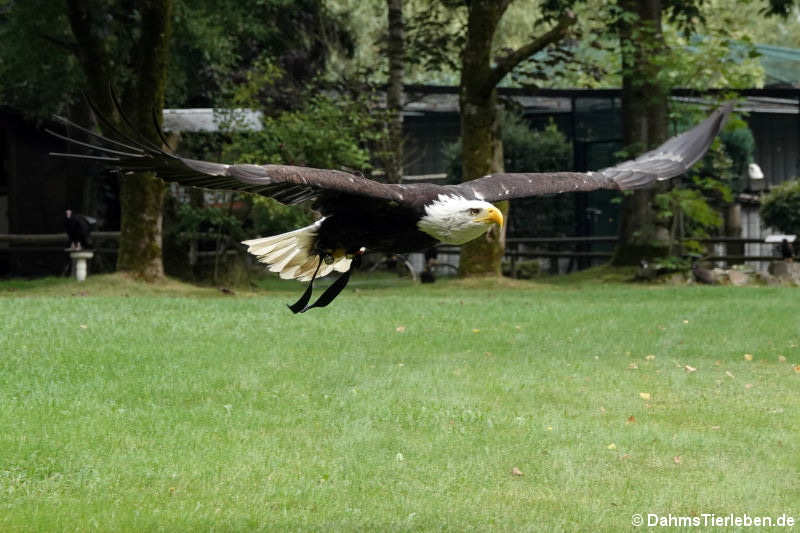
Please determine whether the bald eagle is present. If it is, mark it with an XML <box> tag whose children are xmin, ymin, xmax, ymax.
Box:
<box><xmin>49</xmin><ymin>102</ymin><xmax>732</xmax><ymax>312</ymax></box>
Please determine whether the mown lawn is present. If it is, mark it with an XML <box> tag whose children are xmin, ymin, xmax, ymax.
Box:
<box><xmin>1</xmin><ymin>274</ymin><xmax>799</xmax><ymax>531</ymax></box>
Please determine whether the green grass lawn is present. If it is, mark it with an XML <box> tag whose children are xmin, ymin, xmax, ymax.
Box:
<box><xmin>1</xmin><ymin>274</ymin><xmax>799</xmax><ymax>531</ymax></box>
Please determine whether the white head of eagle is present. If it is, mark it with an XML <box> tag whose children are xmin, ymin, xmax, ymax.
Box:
<box><xmin>417</xmin><ymin>195</ymin><xmax>504</xmax><ymax>245</ymax></box>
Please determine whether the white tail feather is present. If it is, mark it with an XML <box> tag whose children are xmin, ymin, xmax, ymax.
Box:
<box><xmin>242</xmin><ymin>217</ymin><xmax>351</xmax><ymax>282</ymax></box>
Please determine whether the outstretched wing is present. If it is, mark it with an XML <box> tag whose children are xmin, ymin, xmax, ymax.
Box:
<box><xmin>448</xmin><ymin>102</ymin><xmax>733</xmax><ymax>202</ymax></box>
<box><xmin>48</xmin><ymin>116</ymin><xmax>408</xmax><ymax>205</ymax></box>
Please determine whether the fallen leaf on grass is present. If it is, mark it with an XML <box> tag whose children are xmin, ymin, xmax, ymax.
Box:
<box><xmin>79</xmin><ymin>324</ymin><xmax>87</xmax><ymax>329</ymax></box>
<box><xmin>626</xmin><ymin>415</ymin><xmax>636</xmax><ymax>424</ymax></box>
<box><xmin>794</xmin><ymin>364</ymin><xmax>800</xmax><ymax>374</ymax></box>
<box><xmin>744</xmin><ymin>353</ymin><xmax>753</xmax><ymax>361</ymax></box>
<box><xmin>639</xmin><ymin>392</ymin><xmax>651</xmax><ymax>401</ymax></box>
<box><xmin>673</xmin><ymin>456</ymin><xmax>682</xmax><ymax>464</ymax></box>
<box><xmin>725</xmin><ymin>371</ymin><xmax>735</xmax><ymax>379</ymax></box>
<box><xmin>684</xmin><ymin>365</ymin><xmax>697</xmax><ymax>373</ymax></box>
<box><xmin>511</xmin><ymin>467</ymin><xmax>523</xmax><ymax>476</ymax></box>
<box><xmin>711</xmin><ymin>426</ymin><xmax>720</xmax><ymax>430</ymax></box>
<box><xmin>646</xmin><ymin>354</ymin><xmax>656</xmax><ymax>361</ymax></box>
<box><xmin>745</xmin><ymin>383</ymin><xmax>754</xmax><ymax>389</ymax></box>
<box><xmin>607</xmin><ymin>443</ymin><xmax>616</xmax><ymax>450</ymax></box>
<box><xmin>683</xmin><ymin>320</ymin><xmax>689</xmax><ymax>324</ymax></box>
<box><xmin>395</xmin><ymin>326</ymin><xmax>406</xmax><ymax>333</ymax></box>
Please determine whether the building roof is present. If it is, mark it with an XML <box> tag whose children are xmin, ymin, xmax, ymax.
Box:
<box><xmin>756</xmin><ymin>43</ymin><xmax>800</xmax><ymax>87</ymax></box>
<box><xmin>162</xmin><ymin>108</ymin><xmax>262</xmax><ymax>133</ymax></box>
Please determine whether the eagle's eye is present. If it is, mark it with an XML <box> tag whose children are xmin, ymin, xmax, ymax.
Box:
<box><xmin>468</xmin><ymin>208</ymin><xmax>481</xmax><ymax>216</ymax></box>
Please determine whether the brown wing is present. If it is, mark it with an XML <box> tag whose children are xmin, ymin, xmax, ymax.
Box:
<box><xmin>447</xmin><ymin>102</ymin><xmax>733</xmax><ymax>202</ymax></box>
<box><xmin>48</xmin><ymin>116</ymin><xmax>411</xmax><ymax>205</ymax></box>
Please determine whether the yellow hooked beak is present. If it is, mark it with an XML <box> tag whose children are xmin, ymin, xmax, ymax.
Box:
<box><xmin>474</xmin><ymin>206</ymin><xmax>504</xmax><ymax>227</ymax></box>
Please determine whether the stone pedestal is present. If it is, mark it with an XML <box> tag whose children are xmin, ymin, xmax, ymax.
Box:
<box><xmin>67</xmin><ymin>250</ymin><xmax>94</xmax><ymax>281</ymax></box>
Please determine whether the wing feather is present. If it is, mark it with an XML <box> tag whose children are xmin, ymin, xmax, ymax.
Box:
<box><xmin>50</xmin><ymin>101</ymin><xmax>731</xmax><ymax>208</ymax></box>
<box><xmin>49</xmin><ymin>116</ymin><xmax>410</xmax><ymax>206</ymax></box>
<box><xmin>447</xmin><ymin>102</ymin><xmax>733</xmax><ymax>202</ymax></box>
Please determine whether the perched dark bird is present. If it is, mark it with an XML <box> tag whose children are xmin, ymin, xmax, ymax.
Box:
<box><xmin>49</xmin><ymin>102</ymin><xmax>732</xmax><ymax>312</ymax></box>
<box><xmin>780</xmin><ymin>238</ymin><xmax>794</xmax><ymax>260</ymax></box>
<box><xmin>64</xmin><ymin>209</ymin><xmax>93</xmax><ymax>250</ymax></box>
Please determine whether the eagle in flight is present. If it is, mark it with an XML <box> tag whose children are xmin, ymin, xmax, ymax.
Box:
<box><xmin>50</xmin><ymin>102</ymin><xmax>732</xmax><ymax>312</ymax></box>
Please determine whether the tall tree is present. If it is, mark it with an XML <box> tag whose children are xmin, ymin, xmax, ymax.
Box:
<box><xmin>611</xmin><ymin>0</ymin><xmax>669</xmax><ymax>265</ymax></box>
<box><xmin>66</xmin><ymin>0</ymin><xmax>173</xmax><ymax>280</ymax></box>
<box><xmin>457</xmin><ymin>1</ymin><xmax>575</xmax><ymax>275</ymax></box>
<box><xmin>609</xmin><ymin>0</ymin><xmax>792</xmax><ymax>265</ymax></box>
<box><xmin>385</xmin><ymin>0</ymin><xmax>405</xmax><ymax>183</ymax></box>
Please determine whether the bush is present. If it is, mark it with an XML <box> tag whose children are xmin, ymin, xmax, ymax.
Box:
<box><xmin>503</xmin><ymin>260</ymin><xmax>541</xmax><ymax>279</ymax></box>
<box><xmin>761</xmin><ymin>180</ymin><xmax>800</xmax><ymax>235</ymax></box>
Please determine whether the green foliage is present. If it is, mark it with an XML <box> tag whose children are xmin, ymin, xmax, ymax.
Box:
<box><xmin>249</xmin><ymin>197</ymin><xmax>313</xmax><ymax>237</ymax></box>
<box><xmin>649</xmin><ymin>104</ymin><xmax>753</xmax><ymax>258</ymax></box>
<box><xmin>654</xmin><ymin>188</ymin><xmax>723</xmax><ymax>253</ymax></box>
<box><xmin>761</xmin><ymin>180</ymin><xmax>800</xmax><ymax>235</ymax></box>
<box><xmin>503</xmin><ymin>114</ymin><xmax>573</xmax><ymax>174</ymax></box>
<box><xmin>172</xmin><ymin>204</ymin><xmax>246</xmax><ymax>242</ymax></box>
<box><xmin>223</xmin><ymin>94</ymin><xmax>376</xmax><ymax>171</ymax></box>
<box><xmin>218</xmin><ymin>55</ymin><xmax>380</xmax><ymax>172</ymax></box>
<box><xmin>0</xmin><ymin>0</ymin><xmax>85</xmax><ymax>115</ymax></box>
<box><xmin>502</xmin><ymin>259</ymin><xmax>542</xmax><ymax>279</ymax></box>
<box><xmin>503</xmin><ymin>117</ymin><xmax>575</xmax><ymax>237</ymax></box>
<box><xmin>720</xmin><ymin>122</ymin><xmax>756</xmax><ymax>190</ymax></box>
<box><xmin>172</xmin><ymin>199</ymin><xmax>312</xmax><ymax>248</ymax></box>
<box><xmin>653</xmin><ymin>30</ymin><xmax>764</xmax><ymax>90</ymax></box>
<box><xmin>0</xmin><ymin>0</ymin><xmax>353</xmax><ymax>116</ymax></box>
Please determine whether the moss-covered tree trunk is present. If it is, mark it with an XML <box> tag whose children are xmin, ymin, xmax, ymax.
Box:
<box><xmin>385</xmin><ymin>0</ymin><xmax>404</xmax><ymax>184</ymax></box>
<box><xmin>611</xmin><ymin>0</ymin><xmax>669</xmax><ymax>265</ymax></box>
<box><xmin>66</xmin><ymin>0</ymin><xmax>173</xmax><ymax>280</ymax></box>
<box><xmin>458</xmin><ymin>1</ymin><xmax>574</xmax><ymax>276</ymax></box>
<box><xmin>458</xmin><ymin>1</ymin><xmax>508</xmax><ymax>276</ymax></box>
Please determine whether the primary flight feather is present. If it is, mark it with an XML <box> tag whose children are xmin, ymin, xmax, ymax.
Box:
<box><xmin>50</xmin><ymin>102</ymin><xmax>732</xmax><ymax>312</ymax></box>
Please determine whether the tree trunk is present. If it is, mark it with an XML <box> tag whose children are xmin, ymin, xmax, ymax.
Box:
<box><xmin>66</xmin><ymin>0</ymin><xmax>173</xmax><ymax>280</ymax></box>
<box><xmin>117</xmin><ymin>0</ymin><xmax>173</xmax><ymax>279</ymax></box>
<box><xmin>457</xmin><ymin>1</ymin><xmax>573</xmax><ymax>276</ymax></box>
<box><xmin>458</xmin><ymin>0</ymin><xmax>510</xmax><ymax>276</ymax></box>
<box><xmin>611</xmin><ymin>0</ymin><xmax>669</xmax><ymax>265</ymax></box>
<box><xmin>385</xmin><ymin>0</ymin><xmax>404</xmax><ymax>183</ymax></box>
